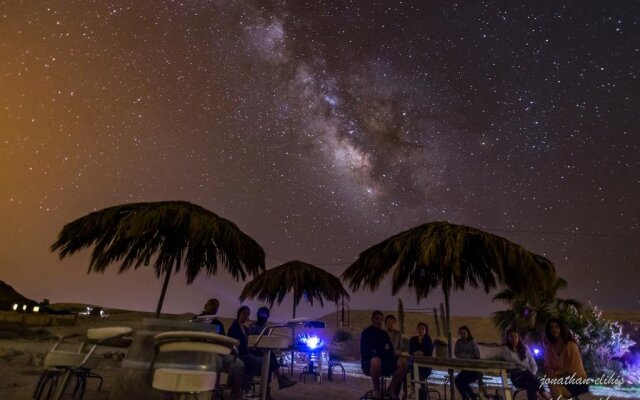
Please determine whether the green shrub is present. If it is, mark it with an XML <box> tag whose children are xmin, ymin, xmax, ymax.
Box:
<box><xmin>328</xmin><ymin>351</ymin><xmax>343</xmax><ymax>361</ymax></box>
<box><xmin>561</xmin><ymin>304</ymin><xmax>635</xmax><ymax>377</ymax></box>
<box><xmin>333</xmin><ymin>328</ymin><xmax>353</xmax><ymax>343</ymax></box>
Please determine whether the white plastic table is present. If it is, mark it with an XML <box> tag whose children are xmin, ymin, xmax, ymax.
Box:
<box><xmin>249</xmin><ymin>334</ymin><xmax>291</xmax><ymax>400</ymax></box>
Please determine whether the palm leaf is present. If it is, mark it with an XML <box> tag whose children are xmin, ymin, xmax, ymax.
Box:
<box><xmin>492</xmin><ymin>288</ymin><xmax>516</xmax><ymax>302</ymax></box>
<box><xmin>492</xmin><ymin>275</ymin><xmax>583</xmax><ymax>344</ymax></box>
<box><xmin>342</xmin><ymin>221</ymin><xmax>554</xmax><ymax>301</ymax></box>
<box><xmin>51</xmin><ymin>201</ymin><xmax>265</xmax><ymax>316</ymax></box>
<box><xmin>239</xmin><ymin>260</ymin><xmax>349</xmax><ymax>318</ymax></box>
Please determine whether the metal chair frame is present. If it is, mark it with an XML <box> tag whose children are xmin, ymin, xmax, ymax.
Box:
<box><xmin>33</xmin><ymin>327</ymin><xmax>132</xmax><ymax>400</ymax></box>
<box><xmin>327</xmin><ymin>360</ymin><xmax>346</xmax><ymax>382</ymax></box>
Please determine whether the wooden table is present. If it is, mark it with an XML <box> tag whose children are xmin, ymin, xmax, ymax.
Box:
<box><xmin>410</xmin><ymin>356</ymin><xmax>517</xmax><ymax>400</ymax></box>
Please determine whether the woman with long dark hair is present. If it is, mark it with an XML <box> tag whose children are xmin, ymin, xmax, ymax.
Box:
<box><xmin>454</xmin><ymin>325</ymin><xmax>481</xmax><ymax>400</ymax></box>
<box><xmin>502</xmin><ymin>329</ymin><xmax>550</xmax><ymax>400</ymax></box>
<box><xmin>227</xmin><ymin>306</ymin><xmax>262</xmax><ymax>395</ymax></box>
<box><xmin>543</xmin><ymin>318</ymin><xmax>589</xmax><ymax>398</ymax></box>
<box><xmin>409</xmin><ymin>322</ymin><xmax>434</xmax><ymax>380</ymax></box>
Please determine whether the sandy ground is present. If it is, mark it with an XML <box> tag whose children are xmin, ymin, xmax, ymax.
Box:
<box><xmin>0</xmin><ymin>309</ymin><xmax>637</xmax><ymax>400</ymax></box>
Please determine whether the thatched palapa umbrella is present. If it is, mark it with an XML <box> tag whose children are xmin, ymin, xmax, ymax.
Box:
<box><xmin>240</xmin><ymin>260</ymin><xmax>349</xmax><ymax>319</ymax></box>
<box><xmin>341</xmin><ymin>221</ymin><xmax>555</xmax><ymax>400</ymax></box>
<box><xmin>51</xmin><ymin>201</ymin><xmax>265</xmax><ymax>317</ymax></box>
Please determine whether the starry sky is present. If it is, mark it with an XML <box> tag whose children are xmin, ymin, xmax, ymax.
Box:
<box><xmin>1</xmin><ymin>0</ymin><xmax>638</xmax><ymax>320</ymax></box>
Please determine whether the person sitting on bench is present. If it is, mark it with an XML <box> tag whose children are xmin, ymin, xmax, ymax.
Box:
<box><xmin>361</xmin><ymin>310</ymin><xmax>408</xmax><ymax>400</ymax></box>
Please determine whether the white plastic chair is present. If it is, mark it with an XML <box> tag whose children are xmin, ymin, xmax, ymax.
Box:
<box><xmin>33</xmin><ymin>326</ymin><xmax>133</xmax><ymax>400</ymax></box>
<box><xmin>151</xmin><ymin>331</ymin><xmax>239</xmax><ymax>400</ymax></box>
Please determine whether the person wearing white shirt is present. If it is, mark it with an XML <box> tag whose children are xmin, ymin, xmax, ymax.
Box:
<box><xmin>502</xmin><ymin>329</ymin><xmax>550</xmax><ymax>400</ymax></box>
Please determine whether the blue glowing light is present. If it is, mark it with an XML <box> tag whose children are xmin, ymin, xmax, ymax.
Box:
<box><xmin>306</xmin><ymin>336</ymin><xmax>320</xmax><ymax>349</ymax></box>
<box><xmin>531</xmin><ymin>346</ymin><xmax>542</xmax><ymax>358</ymax></box>
<box><xmin>298</xmin><ymin>334</ymin><xmax>325</xmax><ymax>351</ymax></box>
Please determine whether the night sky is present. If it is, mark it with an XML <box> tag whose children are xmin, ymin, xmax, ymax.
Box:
<box><xmin>1</xmin><ymin>0</ymin><xmax>638</xmax><ymax>320</ymax></box>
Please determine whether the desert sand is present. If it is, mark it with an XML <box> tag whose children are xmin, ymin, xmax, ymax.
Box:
<box><xmin>0</xmin><ymin>308</ymin><xmax>637</xmax><ymax>400</ymax></box>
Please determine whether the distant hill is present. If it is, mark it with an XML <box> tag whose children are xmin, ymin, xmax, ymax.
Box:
<box><xmin>0</xmin><ymin>281</ymin><xmax>37</xmax><ymax>311</ymax></box>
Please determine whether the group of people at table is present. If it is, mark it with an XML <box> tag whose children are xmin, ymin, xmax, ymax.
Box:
<box><xmin>191</xmin><ymin>299</ymin><xmax>588</xmax><ymax>400</ymax></box>
<box><xmin>191</xmin><ymin>298</ymin><xmax>297</xmax><ymax>400</ymax></box>
<box><xmin>360</xmin><ymin>310</ymin><xmax>589</xmax><ymax>400</ymax></box>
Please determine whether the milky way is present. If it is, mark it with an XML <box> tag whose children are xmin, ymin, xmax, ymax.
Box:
<box><xmin>0</xmin><ymin>0</ymin><xmax>638</xmax><ymax>318</ymax></box>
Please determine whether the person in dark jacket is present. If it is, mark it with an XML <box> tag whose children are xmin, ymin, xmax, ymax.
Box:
<box><xmin>360</xmin><ymin>310</ymin><xmax>408</xmax><ymax>400</ymax></box>
<box><xmin>409</xmin><ymin>322</ymin><xmax>433</xmax><ymax>381</ymax></box>
<box><xmin>228</xmin><ymin>305</ymin><xmax>261</xmax><ymax>394</ymax></box>
<box><xmin>191</xmin><ymin>298</ymin><xmax>226</xmax><ymax>334</ymax></box>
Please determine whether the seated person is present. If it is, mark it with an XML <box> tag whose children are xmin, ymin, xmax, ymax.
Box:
<box><xmin>454</xmin><ymin>325</ymin><xmax>481</xmax><ymax>400</ymax></box>
<box><xmin>384</xmin><ymin>315</ymin><xmax>403</xmax><ymax>357</ymax></box>
<box><xmin>228</xmin><ymin>306</ymin><xmax>262</xmax><ymax>397</ymax></box>
<box><xmin>361</xmin><ymin>310</ymin><xmax>408</xmax><ymax>400</ymax></box>
<box><xmin>248</xmin><ymin>306</ymin><xmax>297</xmax><ymax>389</ymax></box>
<box><xmin>409</xmin><ymin>322</ymin><xmax>433</xmax><ymax>381</ymax></box>
<box><xmin>502</xmin><ymin>329</ymin><xmax>550</xmax><ymax>400</ymax></box>
<box><xmin>385</xmin><ymin>315</ymin><xmax>409</xmax><ymax>399</ymax></box>
<box><xmin>191</xmin><ymin>298</ymin><xmax>226</xmax><ymax>334</ymax></box>
<box><xmin>192</xmin><ymin>298</ymin><xmax>244</xmax><ymax>400</ymax></box>
<box><xmin>544</xmin><ymin>318</ymin><xmax>589</xmax><ymax>399</ymax></box>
